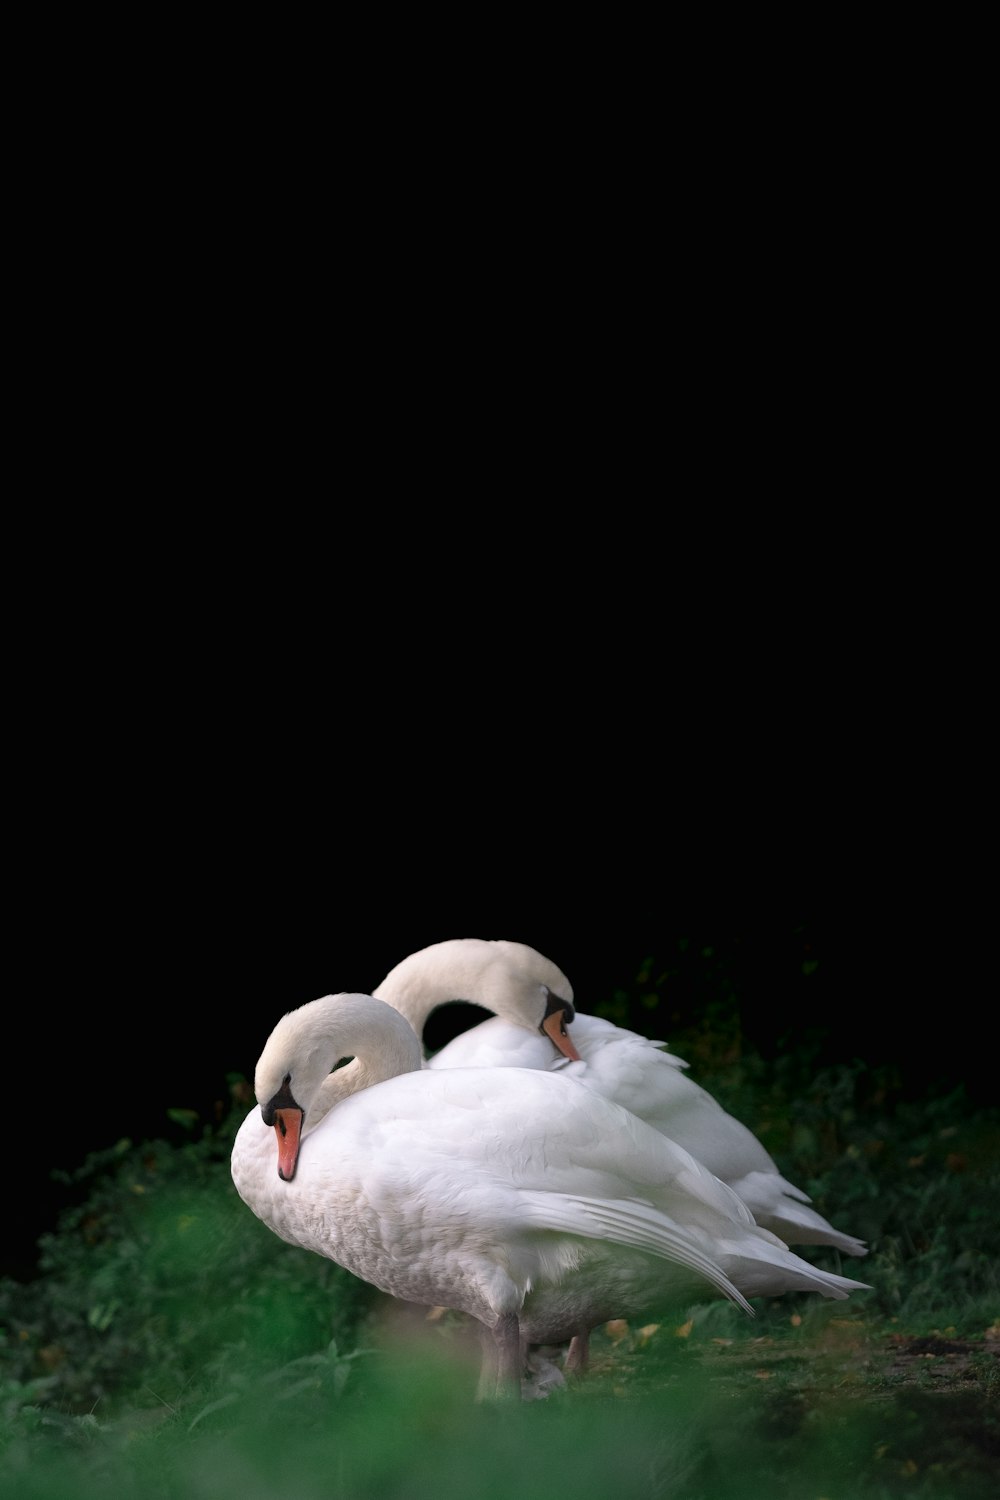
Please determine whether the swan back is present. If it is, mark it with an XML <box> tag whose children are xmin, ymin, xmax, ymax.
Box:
<box><xmin>370</xmin><ymin>939</ymin><xmax>869</xmax><ymax>1260</ymax></box>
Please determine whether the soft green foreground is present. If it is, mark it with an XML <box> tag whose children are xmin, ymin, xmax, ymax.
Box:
<box><xmin>2</xmin><ymin>1296</ymin><xmax>998</xmax><ymax>1500</ymax></box>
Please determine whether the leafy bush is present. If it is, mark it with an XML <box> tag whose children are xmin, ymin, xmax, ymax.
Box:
<box><xmin>0</xmin><ymin>1083</ymin><xmax>377</xmax><ymax>1429</ymax></box>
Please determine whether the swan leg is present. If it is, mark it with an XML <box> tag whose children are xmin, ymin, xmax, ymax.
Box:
<box><xmin>476</xmin><ymin>1312</ymin><xmax>523</xmax><ymax>1402</ymax></box>
<box><xmin>564</xmin><ymin>1330</ymin><xmax>590</xmax><ymax>1375</ymax></box>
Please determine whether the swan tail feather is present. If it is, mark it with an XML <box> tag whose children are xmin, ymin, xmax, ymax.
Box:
<box><xmin>519</xmin><ymin>1192</ymin><xmax>756</xmax><ymax>1317</ymax></box>
<box><xmin>731</xmin><ymin>1173</ymin><xmax>869</xmax><ymax>1256</ymax></box>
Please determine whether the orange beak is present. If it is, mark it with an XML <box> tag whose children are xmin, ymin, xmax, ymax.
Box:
<box><xmin>273</xmin><ymin>1107</ymin><xmax>303</xmax><ymax>1181</ymax></box>
<box><xmin>541</xmin><ymin>1009</ymin><xmax>582</xmax><ymax>1061</ymax></box>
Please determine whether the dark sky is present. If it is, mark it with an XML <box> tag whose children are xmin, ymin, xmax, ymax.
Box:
<box><xmin>10</xmin><ymin>889</ymin><xmax>974</xmax><ymax>1284</ymax></box>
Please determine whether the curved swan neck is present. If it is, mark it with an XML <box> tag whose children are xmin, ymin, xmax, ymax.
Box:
<box><xmin>372</xmin><ymin>938</ymin><xmax>575</xmax><ymax>1038</ymax></box>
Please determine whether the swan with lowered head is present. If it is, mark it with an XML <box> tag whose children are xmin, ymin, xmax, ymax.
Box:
<box><xmin>230</xmin><ymin>991</ymin><xmax>871</xmax><ymax>1401</ymax></box>
<box><xmin>372</xmin><ymin>938</ymin><xmax>868</xmax><ymax>1259</ymax></box>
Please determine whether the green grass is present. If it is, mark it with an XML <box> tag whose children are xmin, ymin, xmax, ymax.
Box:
<box><xmin>2</xmin><ymin>962</ymin><xmax>998</xmax><ymax>1500</ymax></box>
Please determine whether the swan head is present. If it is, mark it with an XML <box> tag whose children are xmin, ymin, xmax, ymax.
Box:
<box><xmin>374</xmin><ymin>938</ymin><xmax>582</xmax><ymax>1061</ymax></box>
<box><xmin>484</xmin><ymin>941</ymin><xmax>580</xmax><ymax>1061</ymax></box>
<box><xmin>253</xmin><ymin>992</ymin><xmax>424</xmax><ymax>1182</ymax></box>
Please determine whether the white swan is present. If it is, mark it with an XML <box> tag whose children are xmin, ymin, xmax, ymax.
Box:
<box><xmin>372</xmin><ymin>938</ymin><xmax>868</xmax><ymax>1259</ymax></box>
<box><xmin>230</xmin><ymin>991</ymin><xmax>871</xmax><ymax>1401</ymax></box>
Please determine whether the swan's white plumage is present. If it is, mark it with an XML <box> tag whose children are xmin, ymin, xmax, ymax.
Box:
<box><xmin>373</xmin><ymin>939</ymin><xmax>868</xmax><ymax>1258</ymax></box>
<box><xmin>230</xmin><ymin>991</ymin><xmax>871</xmax><ymax>1400</ymax></box>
